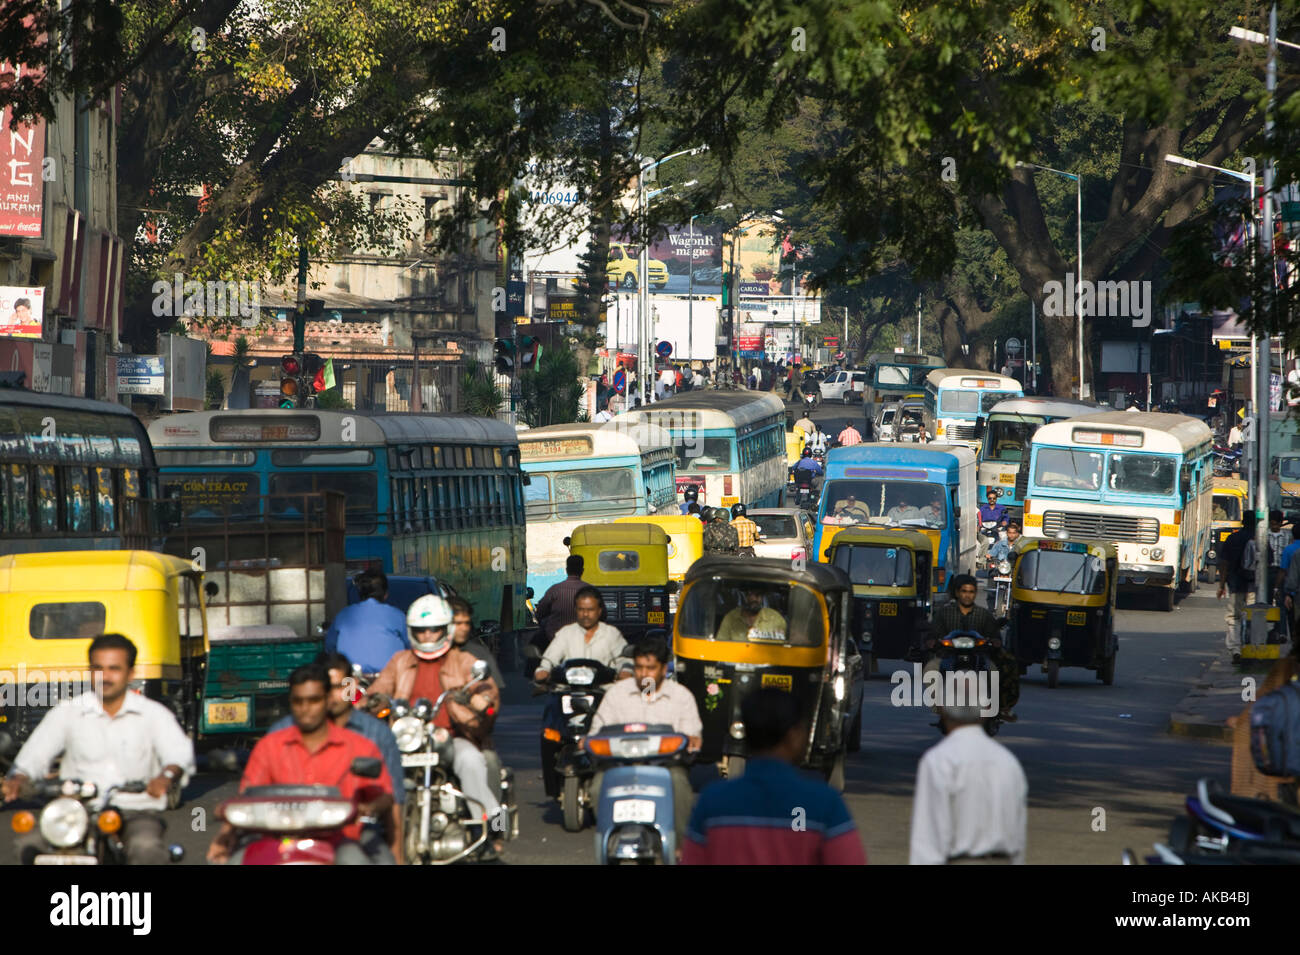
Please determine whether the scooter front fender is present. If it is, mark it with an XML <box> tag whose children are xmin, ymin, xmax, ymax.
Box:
<box><xmin>592</xmin><ymin>763</ymin><xmax>679</xmax><ymax>865</ymax></box>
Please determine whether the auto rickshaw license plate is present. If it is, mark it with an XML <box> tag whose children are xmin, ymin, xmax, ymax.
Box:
<box><xmin>647</xmin><ymin>612</ymin><xmax>665</xmax><ymax>623</ymax></box>
<box><xmin>1067</xmin><ymin>611</ymin><xmax>1086</xmax><ymax>626</ymax></box>
<box><xmin>879</xmin><ymin>602</ymin><xmax>897</xmax><ymax>616</ymax></box>
<box><xmin>206</xmin><ymin>699</ymin><xmax>250</xmax><ymax>726</ymax></box>
<box><xmin>762</xmin><ymin>673</ymin><xmax>793</xmax><ymax>691</ymax></box>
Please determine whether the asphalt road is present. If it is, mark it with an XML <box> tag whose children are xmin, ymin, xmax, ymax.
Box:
<box><xmin>0</xmin><ymin>397</ymin><xmax>1235</xmax><ymax>865</ymax></box>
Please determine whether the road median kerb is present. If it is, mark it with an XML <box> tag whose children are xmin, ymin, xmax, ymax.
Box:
<box><xmin>1167</xmin><ymin>656</ymin><xmax>1262</xmax><ymax>743</ymax></box>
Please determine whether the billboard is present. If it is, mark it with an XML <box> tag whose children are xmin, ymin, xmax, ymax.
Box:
<box><xmin>0</xmin><ymin>285</ymin><xmax>43</xmax><ymax>337</ymax></box>
<box><xmin>736</xmin><ymin>322</ymin><xmax>765</xmax><ymax>358</ymax></box>
<box><xmin>163</xmin><ymin>334</ymin><xmax>208</xmax><ymax>411</ymax></box>
<box><xmin>117</xmin><ymin>356</ymin><xmax>165</xmax><ymax>396</ymax></box>
<box><xmin>732</xmin><ymin>222</ymin><xmax>812</xmax><ymax>297</ymax></box>
<box><xmin>610</xmin><ymin>224</ymin><xmax>724</xmax><ymax>296</ymax></box>
<box><xmin>0</xmin><ymin>63</ymin><xmax>46</xmax><ymax>238</ymax></box>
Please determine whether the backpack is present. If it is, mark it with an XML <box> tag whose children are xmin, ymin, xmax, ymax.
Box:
<box><xmin>1251</xmin><ymin>682</ymin><xmax>1300</xmax><ymax>777</ymax></box>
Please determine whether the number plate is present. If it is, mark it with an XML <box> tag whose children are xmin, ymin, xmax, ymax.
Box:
<box><xmin>999</xmin><ymin>474</ymin><xmax>1017</xmax><ymax>484</ymax></box>
<box><xmin>205</xmin><ymin>699</ymin><xmax>250</xmax><ymax>727</ymax></box>
<box><xmin>878</xmin><ymin>602</ymin><xmax>897</xmax><ymax>616</ymax></box>
<box><xmin>34</xmin><ymin>855</ymin><xmax>97</xmax><ymax>865</ymax></box>
<box><xmin>612</xmin><ymin>799</ymin><xmax>656</xmax><ymax>823</ymax></box>
<box><xmin>761</xmin><ymin>673</ymin><xmax>793</xmax><ymax>691</ymax></box>
<box><xmin>647</xmin><ymin>612</ymin><xmax>665</xmax><ymax>623</ymax></box>
<box><xmin>401</xmin><ymin>752</ymin><xmax>440</xmax><ymax>767</ymax></box>
<box><xmin>1067</xmin><ymin>611</ymin><xmax>1086</xmax><ymax>626</ymax></box>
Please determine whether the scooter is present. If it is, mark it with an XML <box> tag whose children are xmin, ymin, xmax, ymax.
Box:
<box><xmin>1125</xmin><ymin>778</ymin><xmax>1300</xmax><ymax>864</ymax></box>
<box><xmin>803</xmin><ymin>392</ymin><xmax>818</xmax><ymax>412</ymax></box>
<box><xmin>531</xmin><ymin>655</ymin><xmax>618</xmax><ymax>832</ymax></box>
<box><xmin>585</xmin><ymin>722</ymin><xmax>692</xmax><ymax>865</ymax></box>
<box><xmin>10</xmin><ymin>779</ymin><xmax>186</xmax><ymax>865</ymax></box>
<box><xmin>928</xmin><ymin>629</ymin><xmax>1004</xmax><ymax>736</ymax></box>
<box><xmin>218</xmin><ymin>757</ymin><xmax>385</xmax><ymax>864</ymax></box>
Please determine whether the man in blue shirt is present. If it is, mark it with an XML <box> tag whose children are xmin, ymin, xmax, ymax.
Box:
<box><xmin>268</xmin><ymin>652</ymin><xmax>405</xmax><ymax>863</ymax></box>
<box><xmin>679</xmin><ymin>485</ymin><xmax>700</xmax><ymax>515</ymax></box>
<box><xmin>978</xmin><ymin>490</ymin><xmax>1008</xmax><ymax>526</ymax></box>
<box><xmin>793</xmin><ymin>449</ymin><xmax>823</xmax><ymax>484</ymax></box>
<box><xmin>324</xmin><ymin>570</ymin><xmax>409</xmax><ymax>673</ymax></box>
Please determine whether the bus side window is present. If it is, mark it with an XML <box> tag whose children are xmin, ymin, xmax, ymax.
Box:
<box><xmin>65</xmin><ymin>467</ymin><xmax>91</xmax><ymax>533</ymax></box>
<box><xmin>9</xmin><ymin>464</ymin><xmax>30</xmax><ymax>534</ymax></box>
<box><xmin>94</xmin><ymin>466</ymin><xmax>116</xmax><ymax>533</ymax></box>
<box><xmin>34</xmin><ymin>464</ymin><xmax>58</xmax><ymax>533</ymax></box>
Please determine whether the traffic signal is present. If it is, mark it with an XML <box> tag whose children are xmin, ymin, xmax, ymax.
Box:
<box><xmin>301</xmin><ymin>353</ymin><xmax>325</xmax><ymax>406</ymax></box>
<box><xmin>280</xmin><ymin>354</ymin><xmax>301</xmax><ymax>408</ymax></box>
<box><xmin>494</xmin><ymin>338</ymin><xmax>515</xmax><ymax>375</ymax></box>
<box><xmin>519</xmin><ymin>335</ymin><xmax>539</xmax><ymax>372</ymax></box>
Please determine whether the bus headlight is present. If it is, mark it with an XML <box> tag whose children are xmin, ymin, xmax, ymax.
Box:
<box><xmin>1150</xmin><ymin>547</ymin><xmax>1164</xmax><ymax>561</ymax></box>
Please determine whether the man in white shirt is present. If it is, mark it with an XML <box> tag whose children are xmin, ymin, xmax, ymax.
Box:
<box><xmin>2</xmin><ymin>633</ymin><xmax>195</xmax><ymax>865</ymax></box>
<box><xmin>691</xmin><ymin>370</ymin><xmax>705</xmax><ymax>390</ymax></box>
<box><xmin>909</xmin><ymin>702</ymin><xmax>1027</xmax><ymax>865</ymax></box>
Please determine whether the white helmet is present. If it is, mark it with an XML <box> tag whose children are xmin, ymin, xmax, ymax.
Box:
<box><xmin>406</xmin><ymin>594</ymin><xmax>453</xmax><ymax>660</ymax></box>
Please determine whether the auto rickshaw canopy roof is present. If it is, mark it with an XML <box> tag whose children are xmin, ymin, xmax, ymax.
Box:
<box><xmin>0</xmin><ymin>550</ymin><xmax>197</xmax><ymax>594</ymax></box>
<box><xmin>569</xmin><ymin>522</ymin><xmax>671</xmax><ymax>547</ymax></box>
<box><xmin>685</xmin><ymin>555</ymin><xmax>852</xmax><ymax>595</ymax></box>
<box><xmin>1213</xmin><ymin>477</ymin><xmax>1248</xmax><ymax>496</ymax></box>
<box><xmin>823</xmin><ymin>527</ymin><xmax>934</xmax><ymax>553</ymax></box>
<box><xmin>1012</xmin><ymin>537</ymin><xmax>1116</xmax><ymax>561</ymax></box>
<box><xmin>612</xmin><ymin>514</ymin><xmax>702</xmax><ymax>539</ymax></box>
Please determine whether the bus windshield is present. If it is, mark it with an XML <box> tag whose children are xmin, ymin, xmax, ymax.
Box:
<box><xmin>677</xmin><ymin>579</ymin><xmax>824</xmax><ymax>646</ymax></box>
<box><xmin>549</xmin><ymin>468</ymin><xmax>638</xmax><ymax>518</ymax></box>
<box><xmin>832</xmin><ymin>544</ymin><xmax>914</xmax><ymax>586</ymax></box>
<box><xmin>820</xmin><ymin>480</ymin><xmax>948</xmax><ymax>528</ymax></box>
<box><xmin>676</xmin><ymin>438</ymin><xmax>733</xmax><ymax>471</ymax></box>
<box><xmin>1033</xmin><ymin>447</ymin><xmax>1104</xmax><ymax>492</ymax></box>
<box><xmin>1279</xmin><ymin>457</ymin><xmax>1300</xmax><ymax>479</ymax></box>
<box><xmin>1106</xmin><ymin>453</ymin><xmax>1177</xmax><ymax>497</ymax></box>
<box><xmin>1015</xmin><ymin>549</ymin><xmax>1106</xmax><ymax>594</ymax></box>
<box><xmin>984</xmin><ymin>418</ymin><xmax>1039</xmax><ymax>462</ymax></box>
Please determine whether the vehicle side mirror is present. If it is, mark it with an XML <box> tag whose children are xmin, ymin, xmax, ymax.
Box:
<box><xmin>204</xmin><ymin>581</ymin><xmax>219</xmax><ymax>599</ymax></box>
<box><xmin>562</xmin><ymin>536</ymin><xmax>571</xmax><ymax>547</ymax></box>
<box><xmin>478</xmin><ymin>619</ymin><xmax>501</xmax><ymax>637</ymax></box>
<box><xmin>350</xmin><ymin>756</ymin><xmax>383</xmax><ymax>778</ymax></box>
<box><xmin>666</xmin><ymin>580</ymin><xmax>678</xmax><ymax>594</ymax></box>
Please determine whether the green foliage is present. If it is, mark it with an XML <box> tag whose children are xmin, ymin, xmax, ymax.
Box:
<box><xmin>205</xmin><ymin>368</ymin><xmax>225</xmax><ymax>410</ymax></box>
<box><xmin>460</xmin><ymin>359</ymin><xmax>502</xmax><ymax>418</ymax></box>
<box><xmin>313</xmin><ymin>388</ymin><xmax>351</xmax><ymax>410</ymax></box>
<box><xmin>519</xmin><ymin>347</ymin><xmax>583</xmax><ymax>427</ymax></box>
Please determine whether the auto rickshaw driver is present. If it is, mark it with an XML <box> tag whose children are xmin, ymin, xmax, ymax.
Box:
<box><xmin>834</xmin><ymin>493</ymin><xmax>872</xmax><ymax>523</ymax></box>
<box><xmin>717</xmin><ymin>589</ymin><xmax>787</xmax><ymax>642</ymax></box>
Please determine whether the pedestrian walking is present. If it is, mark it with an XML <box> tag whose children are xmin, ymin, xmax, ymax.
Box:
<box><xmin>1219</xmin><ymin>512</ymin><xmax>1263</xmax><ymax>665</ymax></box>
<box><xmin>909</xmin><ymin>699</ymin><xmax>1027</xmax><ymax>865</ymax></box>
<box><xmin>683</xmin><ymin>689</ymin><xmax>867</xmax><ymax>865</ymax></box>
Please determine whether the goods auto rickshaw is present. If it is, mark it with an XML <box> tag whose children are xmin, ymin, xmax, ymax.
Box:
<box><xmin>566</xmin><ymin>522</ymin><xmax>676</xmax><ymax>640</ymax></box>
<box><xmin>823</xmin><ymin>528</ymin><xmax>933</xmax><ymax>673</ymax></box>
<box><xmin>1204</xmin><ymin>477</ymin><xmax>1247</xmax><ymax>581</ymax></box>
<box><xmin>613</xmin><ymin>514</ymin><xmax>703</xmax><ymax>615</ymax></box>
<box><xmin>0</xmin><ymin>551</ymin><xmax>209</xmax><ymax>789</ymax></box>
<box><xmin>1008</xmin><ymin>537</ymin><xmax>1118</xmax><ymax>688</ymax></box>
<box><xmin>672</xmin><ymin>557</ymin><xmax>864</xmax><ymax>790</ymax></box>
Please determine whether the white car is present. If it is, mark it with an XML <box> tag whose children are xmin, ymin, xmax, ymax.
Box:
<box><xmin>876</xmin><ymin>402</ymin><xmax>900</xmax><ymax>441</ymax></box>
<box><xmin>819</xmin><ymin>370</ymin><xmax>867</xmax><ymax>404</ymax></box>
<box><xmin>748</xmin><ymin>508</ymin><xmax>818</xmax><ymax>562</ymax></box>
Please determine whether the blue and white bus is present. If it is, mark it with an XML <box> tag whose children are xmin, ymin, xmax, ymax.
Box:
<box><xmin>148</xmin><ymin>410</ymin><xmax>530</xmax><ymax>633</ymax></box>
<box><xmin>812</xmin><ymin>443</ymin><xmax>977</xmax><ymax>593</ymax></box>
<box><xmin>624</xmin><ymin>392</ymin><xmax>787</xmax><ymax>511</ymax></box>
<box><xmin>1021</xmin><ymin>412</ymin><xmax>1213</xmax><ymax>611</ymax></box>
<box><xmin>518</xmin><ymin>421</ymin><xmax>677</xmax><ymax>596</ymax></box>
<box><xmin>976</xmin><ymin>397</ymin><xmax>1097</xmax><ymax>520</ymax></box>
<box><xmin>922</xmin><ymin>370</ymin><xmax>1023</xmax><ymax>451</ymax></box>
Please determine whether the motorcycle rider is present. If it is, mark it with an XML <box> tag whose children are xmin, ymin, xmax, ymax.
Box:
<box><xmin>450</xmin><ymin>596</ymin><xmax>506</xmax><ymax>689</ymax></box>
<box><xmin>988</xmin><ymin>520</ymin><xmax>1022</xmax><ymax>564</ymax></box>
<box><xmin>208</xmin><ymin>663</ymin><xmax>394</xmax><ymax>864</ymax></box>
<box><xmin>679</xmin><ymin>485</ymin><xmax>701</xmax><ymax>515</ymax></box>
<box><xmin>793</xmin><ymin>413</ymin><xmax>816</xmax><ymax>446</ymax></box>
<box><xmin>534</xmin><ymin>587</ymin><xmax>635</xmax><ymax>799</ymax></box>
<box><xmin>324</xmin><ymin>570</ymin><xmax>408</xmax><ymax>674</ymax></box>
<box><xmin>976</xmin><ymin>491</ymin><xmax>1010</xmax><ymax>566</ymax></box>
<box><xmin>730</xmin><ymin>503</ymin><xmax>762</xmax><ymax>557</ymax></box>
<box><xmin>588</xmin><ymin>637</ymin><xmax>701</xmax><ymax>857</ymax></box>
<box><xmin>366</xmin><ymin>595</ymin><xmax>506</xmax><ymax>847</ymax></box>
<box><xmin>703</xmin><ymin>507</ymin><xmax>741</xmax><ymax>556</ymax></box>
<box><xmin>792</xmin><ymin>448</ymin><xmax>823</xmax><ymax>504</ymax></box>
<box><xmin>805</xmin><ymin>425</ymin><xmax>829</xmax><ymax>456</ymax></box>
<box><xmin>925</xmin><ymin>575</ymin><xmax>1018</xmax><ymax>723</ymax></box>
<box><xmin>267</xmin><ymin>651</ymin><xmax>405</xmax><ymax>864</ymax></box>
<box><xmin>4</xmin><ymin>633</ymin><xmax>195</xmax><ymax>865</ymax></box>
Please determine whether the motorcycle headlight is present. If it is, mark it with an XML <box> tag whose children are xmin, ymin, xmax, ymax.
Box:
<box><xmin>951</xmin><ymin>636</ymin><xmax>976</xmax><ymax>650</ymax></box>
<box><xmin>998</xmin><ymin>560</ymin><xmax>1012</xmax><ymax>576</ymax></box>
<box><xmin>392</xmin><ymin>715</ymin><xmax>425</xmax><ymax>753</ymax></box>
<box><xmin>730</xmin><ymin>721</ymin><xmax>746</xmax><ymax>740</ymax></box>
<box><xmin>39</xmin><ymin>798</ymin><xmax>89</xmax><ymax>848</ymax></box>
<box><xmin>565</xmin><ymin>666</ymin><xmax>595</xmax><ymax>687</ymax></box>
<box><xmin>1048</xmin><ymin>637</ymin><xmax>1062</xmax><ymax>650</ymax></box>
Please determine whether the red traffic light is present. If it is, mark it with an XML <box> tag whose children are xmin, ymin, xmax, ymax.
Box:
<box><xmin>282</xmin><ymin>355</ymin><xmax>301</xmax><ymax>375</ymax></box>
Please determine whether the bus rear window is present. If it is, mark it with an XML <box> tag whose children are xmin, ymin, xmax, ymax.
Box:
<box><xmin>269</xmin><ymin>471</ymin><xmax>378</xmax><ymax>531</ymax></box>
<box><xmin>156</xmin><ymin>450</ymin><xmax>256</xmax><ymax>467</ymax></box>
<box><xmin>164</xmin><ymin>472</ymin><xmax>261</xmax><ymax>519</ymax></box>
<box><xmin>676</xmin><ymin>438</ymin><xmax>732</xmax><ymax>471</ymax></box>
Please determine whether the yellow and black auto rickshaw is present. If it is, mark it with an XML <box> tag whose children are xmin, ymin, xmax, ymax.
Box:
<box><xmin>566</xmin><ymin>522</ymin><xmax>676</xmax><ymax>640</ymax></box>
<box><xmin>1008</xmin><ymin>537</ymin><xmax>1118</xmax><ymax>688</ymax></box>
<box><xmin>1204</xmin><ymin>477</ymin><xmax>1247</xmax><ymax>581</ymax></box>
<box><xmin>823</xmin><ymin>527</ymin><xmax>932</xmax><ymax>673</ymax></box>
<box><xmin>613</xmin><ymin>514</ymin><xmax>703</xmax><ymax>617</ymax></box>
<box><xmin>672</xmin><ymin>556</ymin><xmax>864</xmax><ymax>790</ymax></box>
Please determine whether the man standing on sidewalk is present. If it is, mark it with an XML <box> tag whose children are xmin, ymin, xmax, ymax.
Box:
<box><xmin>1218</xmin><ymin>512</ymin><xmax>1259</xmax><ymax>666</ymax></box>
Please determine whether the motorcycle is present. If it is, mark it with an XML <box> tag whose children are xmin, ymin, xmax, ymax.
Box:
<box><xmin>585</xmin><ymin>723</ymin><xmax>692</xmax><ymax>865</ymax></box>
<box><xmin>928</xmin><ymin>629</ymin><xmax>1004</xmax><ymax>736</ymax></box>
<box><xmin>1124</xmin><ymin>778</ymin><xmax>1300</xmax><ymax>864</ymax></box>
<box><xmin>533</xmin><ymin>656</ymin><xmax>619</xmax><ymax>832</ymax></box>
<box><xmin>803</xmin><ymin>392</ymin><xmax>819</xmax><ymax>412</ymax></box>
<box><xmin>10</xmin><ymin>779</ymin><xmax>186</xmax><ymax>866</ymax></box>
<box><xmin>1213</xmin><ymin>445</ymin><xmax>1243</xmax><ymax>476</ymax></box>
<box><xmin>986</xmin><ymin>556</ymin><xmax>1013</xmax><ymax>617</ymax></box>
<box><xmin>388</xmin><ymin>659</ymin><xmax>517</xmax><ymax>864</ymax></box>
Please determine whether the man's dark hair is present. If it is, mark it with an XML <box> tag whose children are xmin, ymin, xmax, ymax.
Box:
<box><xmin>574</xmin><ymin>585</ymin><xmax>603</xmax><ymax>608</ymax></box>
<box><xmin>1291</xmin><ymin>521</ymin><xmax>1300</xmax><ymax>541</ymax></box>
<box><xmin>632</xmin><ymin>637</ymin><xmax>669</xmax><ymax>665</ymax></box>
<box><xmin>741</xmin><ymin>688</ymin><xmax>807</xmax><ymax>752</ymax></box>
<box><xmin>448</xmin><ymin>596</ymin><xmax>472</xmax><ymax>617</ymax></box>
<box><xmin>89</xmin><ymin>633</ymin><xmax>137</xmax><ymax>668</ymax></box>
<box><xmin>314</xmin><ymin>651</ymin><xmax>353</xmax><ymax>674</ymax></box>
<box><xmin>687</xmin><ymin>502</ymin><xmax>701</xmax><ymax>514</ymax></box>
<box><xmin>1271</xmin><ymin>509</ymin><xmax>1284</xmax><ymax>524</ymax></box>
<box><xmin>355</xmin><ymin>570</ymin><xmax>389</xmax><ymax>601</ymax></box>
<box><xmin>950</xmin><ymin>573</ymin><xmax>978</xmax><ymax>593</ymax></box>
<box><xmin>13</xmin><ymin>297</ymin><xmax>29</xmax><ymax>310</ymax></box>
<box><xmin>1007</xmin><ymin>520</ymin><xmax>1022</xmax><ymax>532</ymax></box>
<box><xmin>1243</xmin><ymin>512</ymin><xmax>1258</xmax><ymax>530</ymax></box>
<box><xmin>289</xmin><ymin>664</ymin><xmax>330</xmax><ymax>693</ymax></box>
<box><xmin>565</xmin><ymin>554</ymin><xmax>585</xmax><ymax>576</ymax></box>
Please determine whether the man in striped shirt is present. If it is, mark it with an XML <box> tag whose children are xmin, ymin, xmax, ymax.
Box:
<box><xmin>837</xmin><ymin>423</ymin><xmax>862</xmax><ymax>446</ymax></box>
<box><xmin>730</xmin><ymin>503</ymin><xmax>762</xmax><ymax>557</ymax></box>
<box><xmin>682</xmin><ymin>689</ymin><xmax>867</xmax><ymax>865</ymax></box>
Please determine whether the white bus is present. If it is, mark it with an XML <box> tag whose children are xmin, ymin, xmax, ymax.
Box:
<box><xmin>623</xmin><ymin>391</ymin><xmax>787</xmax><ymax>512</ymax></box>
<box><xmin>922</xmin><ymin>370</ymin><xmax>1023</xmax><ymax>451</ymax></box>
<box><xmin>975</xmin><ymin>397</ymin><xmax>1097</xmax><ymax>520</ymax></box>
<box><xmin>518</xmin><ymin>421</ymin><xmax>677</xmax><ymax>596</ymax></box>
<box><xmin>1021</xmin><ymin>412</ymin><xmax>1214</xmax><ymax>611</ymax></box>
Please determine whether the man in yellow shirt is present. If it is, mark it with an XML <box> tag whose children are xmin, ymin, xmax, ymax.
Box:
<box><xmin>730</xmin><ymin>503</ymin><xmax>763</xmax><ymax>557</ymax></box>
<box><xmin>717</xmin><ymin>589</ymin><xmax>787</xmax><ymax>643</ymax></box>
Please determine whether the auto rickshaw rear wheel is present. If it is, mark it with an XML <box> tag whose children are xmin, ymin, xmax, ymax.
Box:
<box><xmin>723</xmin><ymin>755</ymin><xmax>745</xmax><ymax>779</ymax></box>
<box><xmin>826</xmin><ymin>752</ymin><xmax>846</xmax><ymax>792</ymax></box>
<box><xmin>1099</xmin><ymin>651</ymin><xmax>1116</xmax><ymax>686</ymax></box>
<box><xmin>1046</xmin><ymin>660</ymin><xmax>1060</xmax><ymax>689</ymax></box>
<box><xmin>562</xmin><ymin>776</ymin><xmax>584</xmax><ymax>832</ymax></box>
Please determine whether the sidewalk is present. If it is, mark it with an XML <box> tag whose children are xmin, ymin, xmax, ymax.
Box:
<box><xmin>1168</xmin><ymin>655</ymin><xmax>1280</xmax><ymax>742</ymax></box>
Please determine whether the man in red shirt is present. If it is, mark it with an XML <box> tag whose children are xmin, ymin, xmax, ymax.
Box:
<box><xmin>207</xmin><ymin>664</ymin><xmax>395</xmax><ymax>865</ymax></box>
